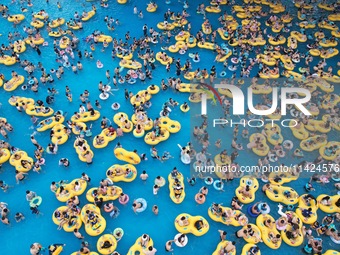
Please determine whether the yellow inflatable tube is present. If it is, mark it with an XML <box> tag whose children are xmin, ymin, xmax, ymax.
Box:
<box><xmin>174</xmin><ymin>213</ymin><xmax>209</xmax><ymax>236</ymax></box>
<box><xmin>73</xmin><ymin>139</ymin><xmax>93</xmax><ymax>162</ymax></box>
<box><xmin>127</xmin><ymin>236</ymin><xmax>154</xmax><ymax>255</ymax></box>
<box><xmin>289</xmin><ymin>120</ymin><xmax>309</xmax><ymax>140</ymax></box>
<box><xmin>0</xmin><ymin>148</ymin><xmax>11</xmax><ymax>164</ymax></box>
<box><xmin>317</xmin><ymin>194</ymin><xmax>340</xmax><ymax>213</ymax></box>
<box><xmin>52</xmin><ymin>206</ymin><xmax>82</xmax><ymax>232</ymax></box>
<box><xmin>248</xmin><ymin>133</ymin><xmax>270</xmax><ymax>157</ymax></box>
<box><xmin>51</xmin><ymin>124</ymin><xmax>68</xmax><ymax>145</ymax></box>
<box><xmin>241</xmin><ymin>223</ymin><xmax>262</xmax><ymax>243</ymax></box>
<box><xmin>300</xmin><ymin>135</ymin><xmax>327</xmax><ymax>152</ymax></box>
<box><xmin>81</xmin><ymin>10</ymin><xmax>96</xmax><ymax>21</ymax></box>
<box><xmin>93</xmin><ymin>128</ymin><xmax>117</xmax><ymax>148</ymax></box>
<box><xmin>49</xmin><ymin>18</ymin><xmax>65</xmax><ymax>28</ymax></box>
<box><xmin>235</xmin><ymin>176</ymin><xmax>259</xmax><ymax>204</ymax></box>
<box><xmin>295</xmin><ymin>195</ymin><xmax>318</xmax><ymax>224</ymax></box>
<box><xmin>319</xmin><ymin>141</ymin><xmax>340</xmax><ymax>161</ymax></box>
<box><xmin>168</xmin><ymin>172</ymin><xmax>185</xmax><ymax>204</ymax></box>
<box><xmin>9</xmin><ymin>150</ymin><xmax>33</xmax><ymax>172</ymax></box>
<box><xmin>156</xmin><ymin>52</ymin><xmax>173</xmax><ymax>65</ymax></box>
<box><xmin>241</xmin><ymin>244</ymin><xmax>261</xmax><ymax>255</ymax></box>
<box><xmin>281</xmin><ymin>212</ymin><xmax>304</xmax><ymax>246</ymax></box>
<box><xmin>265</xmin><ymin>184</ymin><xmax>299</xmax><ymax>205</ymax></box>
<box><xmin>55</xmin><ymin>178</ymin><xmax>87</xmax><ymax>202</ymax></box>
<box><xmin>80</xmin><ymin>204</ymin><xmax>106</xmax><ymax>236</ymax></box>
<box><xmin>71</xmin><ymin>252</ymin><xmax>98</xmax><ymax>255</ymax></box>
<box><xmin>106</xmin><ymin>164</ymin><xmax>137</xmax><ymax>182</ymax></box>
<box><xmin>71</xmin><ymin>110</ymin><xmax>100</xmax><ymax>123</ymax></box>
<box><xmin>146</xmin><ymin>3</ymin><xmax>157</xmax><ymax>12</ymax></box>
<box><xmin>159</xmin><ymin>117</ymin><xmax>181</xmax><ymax>133</ymax></box>
<box><xmin>96</xmin><ymin>34</ymin><xmax>113</xmax><ymax>43</ymax></box>
<box><xmin>113</xmin><ymin>112</ymin><xmax>133</xmax><ymax>133</ymax></box>
<box><xmin>96</xmin><ymin>234</ymin><xmax>117</xmax><ymax>255</ymax></box>
<box><xmin>119</xmin><ymin>59</ymin><xmax>142</xmax><ymax>69</ymax></box>
<box><xmin>114</xmin><ymin>148</ymin><xmax>141</xmax><ymax>164</ymax></box>
<box><xmin>31</xmin><ymin>20</ymin><xmax>44</xmax><ymax>28</ymax></box>
<box><xmin>7</xmin><ymin>14</ymin><xmax>25</xmax><ymax>22</ymax></box>
<box><xmin>3</xmin><ymin>75</ymin><xmax>24</xmax><ymax>92</ymax></box>
<box><xmin>212</xmin><ymin>240</ymin><xmax>236</xmax><ymax>255</ymax></box>
<box><xmin>144</xmin><ymin>129</ymin><xmax>170</xmax><ymax>145</ymax></box>
<box><xmin>86</xmin><ymin>186</ymin><xmax>122</xmax><ymax>203</ymax></box>
<box><xmin>208</xmin><ymin>206</ymin><xmax>248</xmax><ymax>227</ymax></box>
<box><xmin>37</xmin><ymin>115</ymin><xmax>64</xmax><ymax>132</ymax></box>
<box><xmin>256</xmin><ymin>214</ymin><xmax>282</xmax><ymax>249</ymax></box>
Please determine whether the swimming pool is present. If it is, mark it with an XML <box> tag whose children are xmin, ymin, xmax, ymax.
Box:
<box><xmin>0</xmin><ymin>0</ymin><xmax>339</xmax><ymax>254</ymax></box>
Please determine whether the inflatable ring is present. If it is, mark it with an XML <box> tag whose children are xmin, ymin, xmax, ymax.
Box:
<box><xmin>193</xmin><ymin>58</ymin><xmax>200</xmax><ymax>63</ymax></box>
<box><xmin>29</xmin><ymin>196</ymin><xmax>42</xmax><ymax>207</ymax></box>
<box><xmin>111</xmin><ymin>103</ymin><xmax>120</xmax><ymax>110</ymax></box>
<box><xmin>63</xmin><ymin>62</ymin><xmax>71</xmax><ymax>68</ymax></box>
<box><xmin>104</xmin><ymin>203</ymin><xmax>114</xmax><ymax>213</ymax></box>
<box><xmin>174</xmin><ymin>233</ymin><xmax>188</xmax><ymax>247</ymax></box>
<box><xmin>213</xmin><ymin>180</ymin><xmax>224</xmax><ymax>191</ymax></box>
<box><xmin>283</xmin><ymin>140</ymin><xmax>293</xmax><ymax>150</ymax></box>
<box><xmin>154</xmin><ymin>177</ymin><xmax>166</xmax><ymax>187</ymax></box>
<box><xmin>21</xmin><ymin>85</ymin><xmax>27</xmax><ymax>90</ymax></box>
<box><xmin>247</xmin><ymin>204</ymin><xmax>260</xmax><ymax>217</ymax></box>
<box><xmin>179</xmin><ymin>50</ymin><xmax>186</xmax><ymax>55</ymax></box>
<box><xmin>205</xmin><ymin>177</ymin><xmax>214</xmax><ymax>185</ymax></box>
<box><xmin>261</xmin><ymin>177</ymin><xmax>269</xmax><ymax>183</ymax></box>
<box><xmin>180</xmin><ymin>104</ymin><xmax>190</xmax><ymax>112</ymax></box>
<box><xmin>28</xmin><ymin>79</ymin><xmax>35</xmax><ymax>85</ymax></box>
<box><xmin>276</xmin><ymin>150</ymin><xmax>286</xmax><ymax>158</ymax></box>
<box><xmin>287</xmin><ymin>204</ymin><xmax>294</xmax><ymax>210</ymax></box>
<box><xmin>99</xmin><ymin>93</ymin><xmax>109</xmax><ymax>100</ymax></box>
<box><xmin>119</xmin><ymin>194</ymin><xmax>129</xmax><ymax>205</ymax></box>
<box><xmin>38</xmin><ymin>158</ymin><xmax>45</xmax><ymax>165</ymax></box>
<box><xmin>268</xmin><ymin>153</ymin><xmax>278</xmax><ymax>162</ymax></box>
<box><xmin>220</xmin><ymin>71</ymin><xmax>226</xmax><ymax>77</ymax></box>
<box><xmin>228</xmin><ymin>66</ymin><xmax>237</xmax><ymax>71</ymax></box>
<box><xmin>134</xmin><ymin>198</ymin><xmax>147</xmax><ymax>213</ymax></box>
<box><xmin>258</xmin><ymin>203</ymin><xmax>270</xmax><ymax>214</ymax></box>
<box><xmin>128</xmin><ymin>79</ymin><xmax>136</xmax><ymax>84</ymax></box>
<box><xmin>330</xmin><ymin>236</ymin><xmax>340</xmax><ymax>244</ymax></box>
<box><xmin>331</xmin><ymin>174</ymin><xmax>340</xmax><ymax>182</ymax></box>
<box><xmin>195</xmin><ymin>193</ymin><xmax>206</xmax><ymax>204</ymax></box>
<box><xmin>113</xmin><ymin>228</ymin><xmax>124</xmax><ymax>241</ymax></box>
<box><xmin>118</xmin><ymin>78</ymin><xmax>125</xmax><ymax>84</ymax></box>
<box><xmin>160</xmin><ymin>110</ymin><xmax>169</xmax><ymax>117</ymax></box>
<box><xmin>231</xmin><ymin>57</ymin><xmax>239</xmax><ymax>64</ymax></box>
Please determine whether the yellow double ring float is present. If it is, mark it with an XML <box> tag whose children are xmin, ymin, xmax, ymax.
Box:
<box><xmin>114</xmin><ymin>148</ymin><xmax>141</xmax><ymax>164</ymax></box>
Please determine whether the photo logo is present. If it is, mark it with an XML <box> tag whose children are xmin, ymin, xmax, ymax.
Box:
<box><xmin>200</xmin><ymin>83</ymin><xmax>312</xmax><ymax>116</ymax></box>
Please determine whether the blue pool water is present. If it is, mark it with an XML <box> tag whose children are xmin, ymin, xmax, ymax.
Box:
<box><xmin>0</xmin><ymin>0</ymin><xmax>339</xmax><ymax>254</ymax></box>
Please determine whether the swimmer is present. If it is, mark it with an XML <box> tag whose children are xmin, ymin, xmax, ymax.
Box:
<box><xmin>73</xmin><ymin>228</ymin><xmax>84</xmax><ymax>239</ymax></box>
<box><xmin>187</xmin><ymin>177</ymin><xmax>196</xmax><ymax>186</ymax></box>
<box><xmin>153</xmin><ymin>185</ymin><xmax>159</xmax><ymax>195</ymax></box>
<box><xmin>14</xmin><ymin>212</ymin><xmax>25</xmax><ymax>222</ymax></box>
<box><xmin>165</xmin><ymin>240</ymin><xmax>174</xmax><ymax>252</ymax></box>
<box><xmin>0</xmin><ymin>180</ymin><xmax>10</xmax><ymax>192</ymax></box>
<box><xmin>140</xmin><ymin>170</ymin><xmax>148</xmax><ymax>181</ymax></box>
<box><xmin>218</xmin><ymin>230</ymin><xmax>227</xmax><ymax>241</ymax></box>
<box><xmin>59</xmin><ymin>158</ymin><xmax>70</xmax><ymax>167</ymax></box>
<box><xmin>152</xmin><ymin>205</ymin><xmax>158</xmax><ymax>215</ymax></box>
<box><xmin>81</xmin><ymin>172</ymin><xmax>91</xmax><ymax>183</ymax></box>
